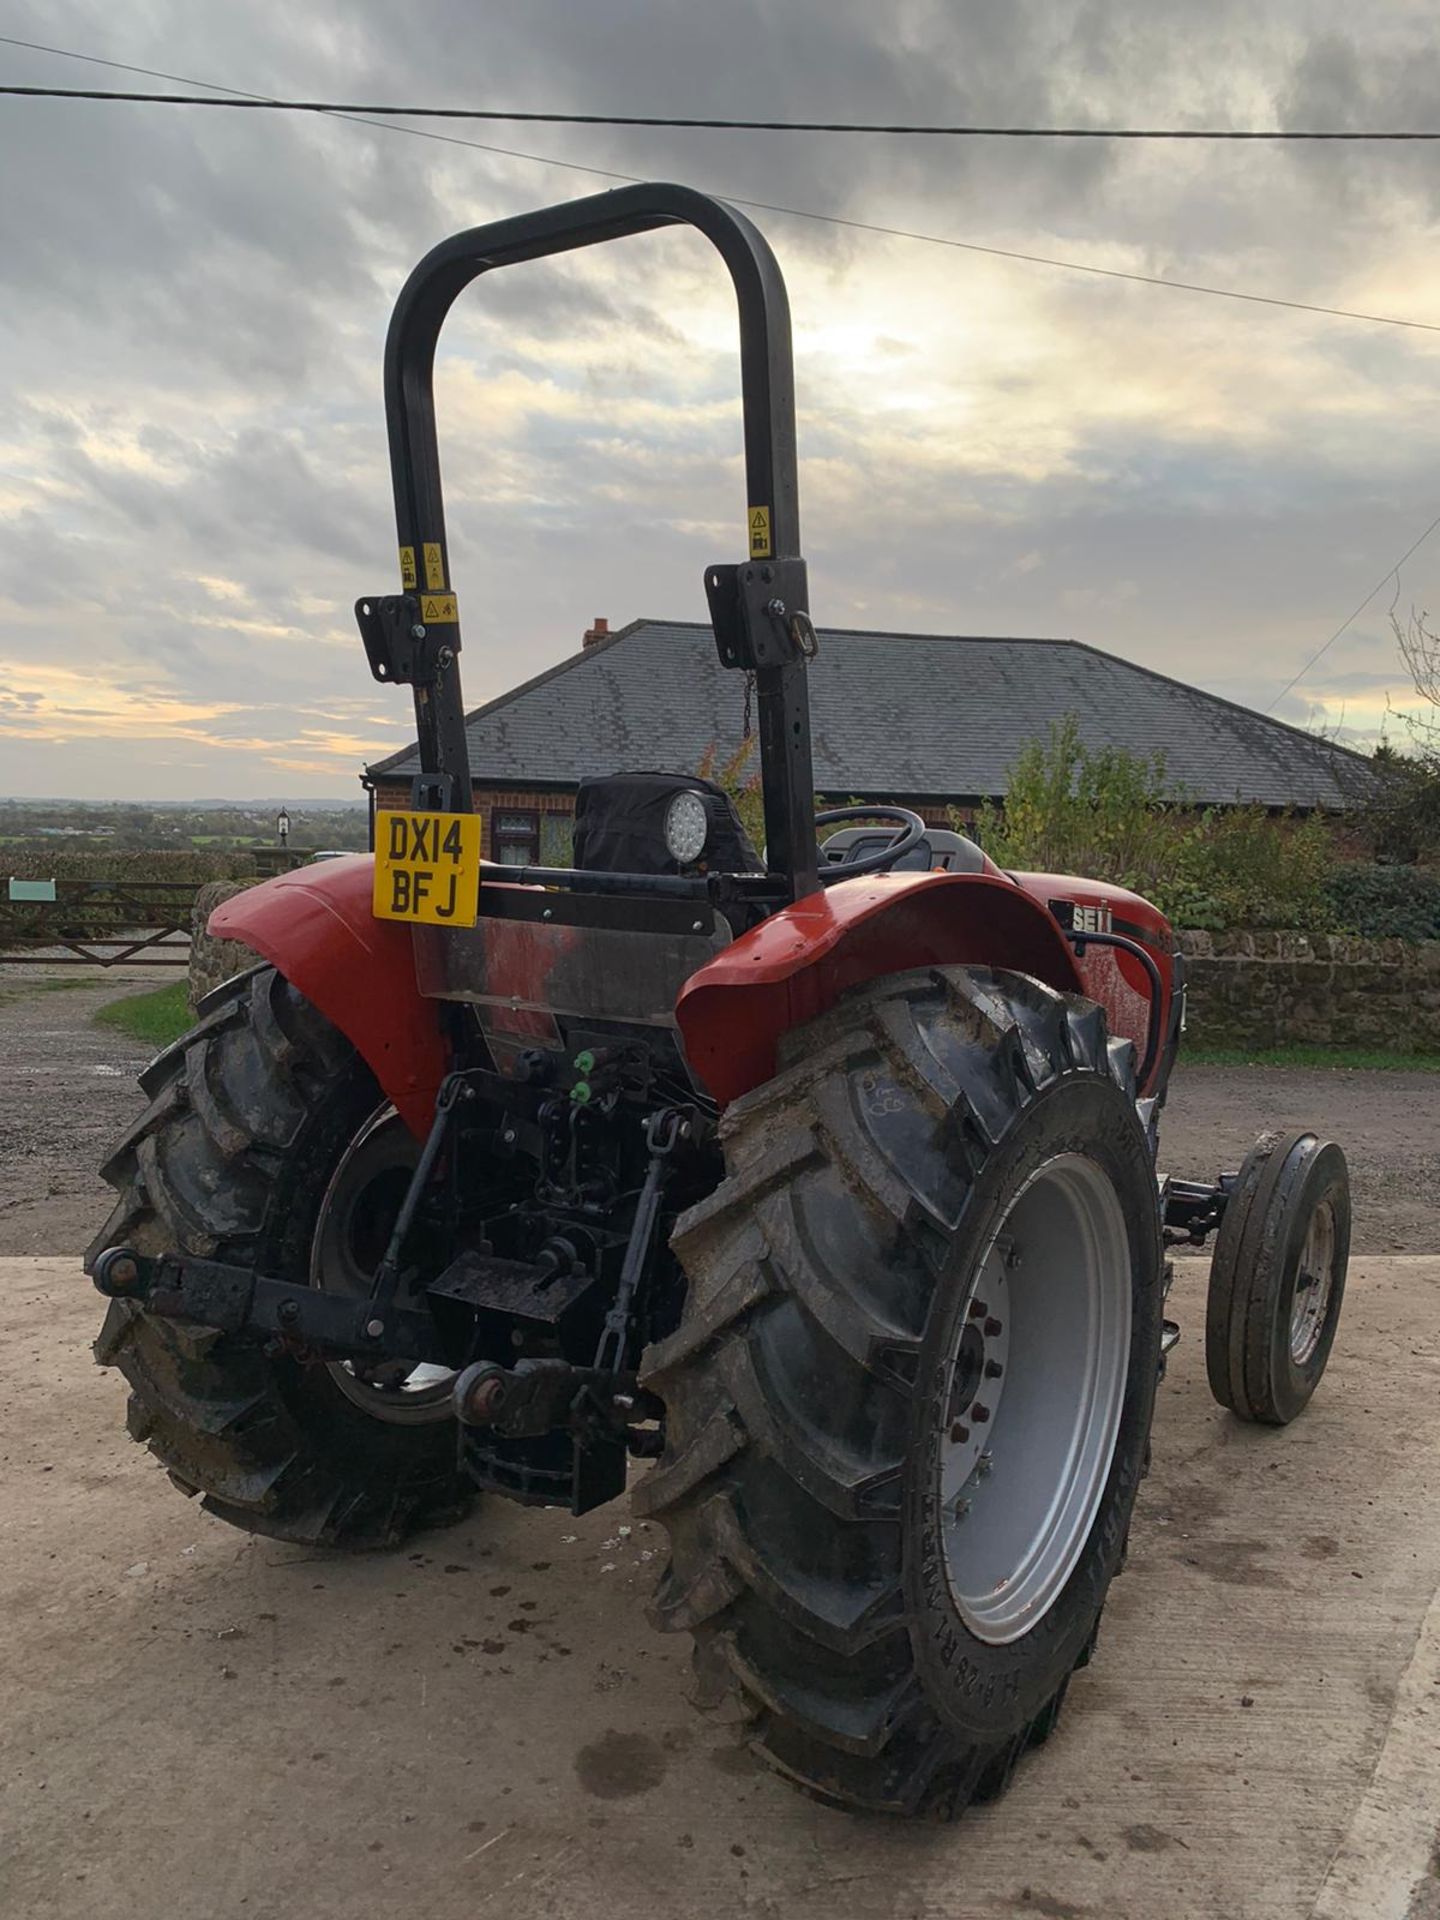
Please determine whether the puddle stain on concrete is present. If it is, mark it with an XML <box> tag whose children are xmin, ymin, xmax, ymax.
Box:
<box><xmin>574</xmin><ymin>1729</ymin><xmax>667</xmax><ymax>1800</ymax></box>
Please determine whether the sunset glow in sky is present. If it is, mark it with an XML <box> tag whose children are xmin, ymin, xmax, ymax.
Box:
<box><xmin>3</xmin><ymin>2</ymin><xmax>1440</xmax><ymax>796</ymax></box>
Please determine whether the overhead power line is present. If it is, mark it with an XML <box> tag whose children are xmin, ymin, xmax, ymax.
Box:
<box><xmin>1267</xmin><ymin>508</ymin><xmax>1440</xmax><ymax>711</ymax></box>
<box><xmin>3</xmin><ymin>37</ymin><xmax>1439</xmax><ymax>336</ymax></box>
<box><xmin>6</xmin><ymin>35</ymin><xmax>1437</xmax><ymax>710</ymax></box>
<box><xmin>6</xmin><ymin>80</ymin><xmax>1440</xmax><ymax>139</ymax></box>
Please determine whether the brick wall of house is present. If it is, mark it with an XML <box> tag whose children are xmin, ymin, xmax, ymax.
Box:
<box><xmin>370</xmin><ymin>779</ymin><xmax>970</xmax><ymax>862</ymax></box>
<box><xmin>371</xmin><ymin>780</ymin><xmax>575</xmax><ymax>864</ymax></box>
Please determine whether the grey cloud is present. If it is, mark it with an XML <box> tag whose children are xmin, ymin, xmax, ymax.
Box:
<box><xmin>5</xmin><ymin>0</ymin><xmax>1440</xmax><ymax>796</ymax></box>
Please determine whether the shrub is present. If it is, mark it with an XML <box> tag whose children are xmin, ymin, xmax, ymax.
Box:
<box><xmin>973</xmin><ymin>717</ymin><xmax>1174</xmax><ymax>887</ymax></box>
<box><xmin>1167</xmin><ymin>805</ymin><xmax>1335</xmax><ymax>933</ymax></box>
<box><xmin>971</xmin><ymin>716</ymin><xmax>1340</xmax><ymax>933</ymax></box>
<box><xmin>1354</xmin><ymin>744</ymin><xmax>1440</xmax><ymax>864</ymax></box>
<box><xmin>697</xmin><ymin>737</ymin><xmax>765</xmax><ymax>854</ymax></box>
<box><xmin>1325</xmin><ymin>863</ymin><xmax>1440</xmax><ymax>941</ymax></box>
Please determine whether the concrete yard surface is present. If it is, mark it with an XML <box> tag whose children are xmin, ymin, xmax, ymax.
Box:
<box><xmin>2</xmin><ymin>1255</ymin><xmax>1438</xmax><ymax>1920</ymax></box>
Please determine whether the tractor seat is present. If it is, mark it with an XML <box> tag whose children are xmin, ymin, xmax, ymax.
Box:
<box><xmin>820</xmin><ymin>825</ymin><xmax>987</xmax><ymax>874</ymax></box>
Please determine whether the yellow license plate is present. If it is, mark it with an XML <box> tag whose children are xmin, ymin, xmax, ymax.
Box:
<box><xmin>373</xmin><ymin>809</ymin><xmax>481</xmax><ymax>926</ymax></box>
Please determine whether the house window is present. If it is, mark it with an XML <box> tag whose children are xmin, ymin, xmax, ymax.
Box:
<box><xmin>492</xmin><ymin>809</ymin><xmax>539</xmax><ymax>866</ymax></box>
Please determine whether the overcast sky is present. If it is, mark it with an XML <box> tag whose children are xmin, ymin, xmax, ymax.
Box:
<box><xmin>3</xmin><ymin>1</ymin><xmax>1440</xmax><ymax>799</ymax></box>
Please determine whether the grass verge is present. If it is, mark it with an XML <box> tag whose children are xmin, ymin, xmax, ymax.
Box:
<box><xmin>94</xmin><ymin>981</ymin><xmax>192</xmax><ymax>1050</ymax></box>
<box><xmin>1182</xmin><ymin>1043</ymin><xmax>1440</xmax><ymax>1072</ymax></box>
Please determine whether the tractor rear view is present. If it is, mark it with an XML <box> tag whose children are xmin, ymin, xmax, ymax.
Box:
<box><xmin>87</xmin><ymin>184</ymin><xmax>1350</xmax><ymax>1817</ymax></box>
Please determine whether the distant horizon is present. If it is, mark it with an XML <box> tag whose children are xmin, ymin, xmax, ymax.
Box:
<box><xmin>0</xmin><ymin>795</ymin><xmax>369</xmax><ymax>810</ymax></box>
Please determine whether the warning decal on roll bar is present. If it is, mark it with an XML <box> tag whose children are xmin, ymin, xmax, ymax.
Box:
<box><xmin>749</xmin><ymin>505</ymin><xmax>771</xmax><ymax>558</ymax></box>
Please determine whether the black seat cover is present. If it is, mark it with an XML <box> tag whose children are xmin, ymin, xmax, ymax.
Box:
<box><xmin>573</xmin><ymin>771</ymin><xmax>762</xmax><ymax>877</ymax></box>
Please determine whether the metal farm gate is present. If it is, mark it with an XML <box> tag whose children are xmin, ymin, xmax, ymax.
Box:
<box><xmin>2</xmin><ymin>878</ymin><xmax>197</xmax><ymax>968</ymax></box>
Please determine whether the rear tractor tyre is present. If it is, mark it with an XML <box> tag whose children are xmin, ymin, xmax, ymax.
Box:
<box><xmin>86</xmin><ymin>965</ymin><xmax>471</xmax><ymax>1550</ymax></box>
<box><xmin>1204</xmin><ymin>1129</ymin><xmax>1351</xmax><ymax>1426</ymax></box>
<box><xmin>638</xmin><ymin>965</ymin><xmax>1164</xmax><ymax>1816</ymax></box>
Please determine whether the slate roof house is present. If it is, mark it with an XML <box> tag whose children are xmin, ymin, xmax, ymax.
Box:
<box><xmin>363</xmin><ymin>617</ymin><xmax>1371</xmax><ymax>867</ymax></box>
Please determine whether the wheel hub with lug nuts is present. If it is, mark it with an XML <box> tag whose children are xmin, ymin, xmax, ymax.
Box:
<box><xmin>938</xmin><ymin>1154</ymin><xmax>1131</xmax><ymax>1646</ymax></box>
<box><xmin>941</xmin><ymin>1244</ymin><xmax>1014</xmax><ymax>1515</ymax></box>
<box><xmin>1289</xmin><ymin>1198</ymin><xmax>1337</xmax><ymax>1366</ymax></box>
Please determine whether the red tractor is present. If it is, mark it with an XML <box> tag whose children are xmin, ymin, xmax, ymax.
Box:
<box><xmin>88</xmin><ymin>184</ymin><xmax>1350</xmax><ymax>1817</ymax></box>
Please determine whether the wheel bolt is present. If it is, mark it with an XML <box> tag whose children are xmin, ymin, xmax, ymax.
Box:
<box><xmin>984</xmin><ymin>1317</ymin><xmax>1003</xmax><ymax>1338</ymax></box>
<box><xmin>464</xmin><ymin>1375</ymin><xmax>505</xmax><ymax>1424</ymax></box>
<box><xmin>949</xmin><ymin>1422</ymin><xmax>970</xmax><ymax>1444</ymax></box>
<box><xmin>970</xmin><ymin>1402</ymin><xmax>991</xmax><ymax>1423</ymax></box>
<box><xmin>968</xmin><ymin>1299</ymin><xmax>988</xmax><ymax>1320</ymax></box>
<box><xmin>107</xmin><ymin>1254</ymin><xmax>140</xmax><ymax>1292</ymax></box>
<box><xmin>984</xmin><ymin>1358</ymin><xmax>1004</xmax><ymax>1379</ymax></box>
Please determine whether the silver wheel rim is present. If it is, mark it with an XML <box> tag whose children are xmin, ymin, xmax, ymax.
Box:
<box><xmin>1289</xmin><ymin>1197</ymin><xmax>1337</xmax><ymax>1366</ymax></box>
<box><xmin>939</xmin><ymin>1153</ymin><xmax>1132</xmax><ymax>1646</ymax></box>
<box><xmin>310</xmin><ymin>1105</ymin><xmax>455</xmax><ymax>1426</ymax></box>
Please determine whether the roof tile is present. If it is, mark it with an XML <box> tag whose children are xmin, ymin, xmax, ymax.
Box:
<box><xmin>367</xmin><ymin>621</ymin><xmax>1369</xmax><ymax>810</ymax></box>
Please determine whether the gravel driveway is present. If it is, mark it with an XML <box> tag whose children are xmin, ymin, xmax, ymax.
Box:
<box><xmin>0</xmin><ymin>975</ymin><xmax>154</xmax><ymax>1257</ymax></box>
<box><xmin>0</xmin><ymin>973</ymin><xmax>1435</xmax><ymax>1257</ymax></box>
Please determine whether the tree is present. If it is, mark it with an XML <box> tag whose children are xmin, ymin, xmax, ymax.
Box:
<box><xmin>1372</xmin><ymin>604</ymin><xmax>1440</xmax><ymax>861</ymax></box>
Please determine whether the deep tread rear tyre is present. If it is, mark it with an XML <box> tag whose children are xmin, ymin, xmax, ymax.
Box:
<box><xmin>86</xmin><ymin>966</ymin><xmax>470</xmax><ymax>1550</ymax></box>
<box><xmin>638</xmin><ymin>965</ymin><xmax>1162</xmax><ymax>1816</ymax></box>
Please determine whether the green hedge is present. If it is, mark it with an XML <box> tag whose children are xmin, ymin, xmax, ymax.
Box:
<box><xmin>5</xmin><ymin>849</ymin><xmax>258</xmax><ymax>884</ymax></box>
<box><xmin>1325</xmin><ymin>864</ymin><xmax>1440</xmax><ymax>941</ymax></box>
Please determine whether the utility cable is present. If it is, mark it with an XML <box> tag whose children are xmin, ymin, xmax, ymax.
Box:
<box><xmin>1267</xmin><ymin>508</ymin><xmax>1440</xmax><ymax>711</ymax></box>
<box><xmin>0</xmin><ymin>41</ymin><xmax>1437</xmax><ymax>336</ymax></box>
<box><xmin>7</xmin><ymin>80</ymin><xmax>1440</xmax><ymax>139</ymax></box>
<box><xmin>8</xmin><ymin>35</ymin><xmax>1438</xmax><ymax>710</ymax></box>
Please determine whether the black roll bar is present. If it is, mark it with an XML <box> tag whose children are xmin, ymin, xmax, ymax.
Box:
<box><xmin>361</xmin><ymin>182</ymin><xmax>820</xmax><ymax>901</ymax></box>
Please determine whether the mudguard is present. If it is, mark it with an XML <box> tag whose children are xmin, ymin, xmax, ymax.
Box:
<box><xmin>209</xmin><ymin>855</ymin><xmax>448</xmax><ymax>1139</ymax></box>
<box><xmin>676</xmin><ymin>870</ymin><xmax>1084</xmax><ymax>1107</ymax></box>
<box><xmin>1008</xmin><ymin>871</ymin><xmax>1177</xmax><ymax>1099</ymax></box>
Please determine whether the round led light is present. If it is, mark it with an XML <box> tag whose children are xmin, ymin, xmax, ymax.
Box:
<box><xmin>663</xmin><ymin>789</ymin><xmax>709</xmax><ymax>865</ymax></box>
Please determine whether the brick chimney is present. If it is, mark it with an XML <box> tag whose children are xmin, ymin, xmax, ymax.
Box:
<box><xmin>583</xmin><ymin>616</ymin><xmax>610</xmax><ymax>649</ymax></box>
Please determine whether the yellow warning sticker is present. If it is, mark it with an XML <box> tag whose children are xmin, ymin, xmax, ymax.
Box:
<box><xmin>423</xmin><ymin>542</ymin><xmax>445</xmax><ymax>591</ymax></box>
<box><xmin>748</xmin><ymin>505</ymin><xmax>772</xmax><ymax>559</ymax></box>
<box><xmin>399</xmin><ymin>546</ymin><xmax>417</xmax><ymax>589</ymax></box>
<box><xmin>419</xmin><ymin>594</ymin><xmax>458</xmax><ymax>624</ymax></box>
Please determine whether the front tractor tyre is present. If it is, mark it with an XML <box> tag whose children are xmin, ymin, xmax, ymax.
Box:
<box><xmin>638</xmin><ymin>966</ymin><xmax>1163</xmax><ymax>1817</ymax></box>
<box><xmin>86</xmin><ymin>966</ymin><xmax>470</xmax><ymax>1550</ymax></box>
<box><xmin>1204</xmin><ymin>1128</ymin><xmax>1351</xmax><ymax>1426</ymax></box>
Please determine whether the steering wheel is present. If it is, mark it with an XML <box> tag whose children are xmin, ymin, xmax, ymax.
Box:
<box><xmin>814</xmin><ymin>805</ymin><xmax>927</xmax><ymax>884</ymax></box>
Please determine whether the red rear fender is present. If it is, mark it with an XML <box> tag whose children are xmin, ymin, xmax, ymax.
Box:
<box><xmin>677</xmin><ymin>871</ymin><xmax>1083</xmax><ymax>1107</ymax></box>
<box><xmin>1008</xmin><ymin>872</ymin><xmax>1176</xmax><ymax>1094</ymax></box>
<box><xmin>208</xmin><ymin>856</ymin><xmax>447</xmax><ymax>1139</ymax></box>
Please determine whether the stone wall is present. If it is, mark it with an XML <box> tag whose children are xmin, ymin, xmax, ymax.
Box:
<box><xmin>185</xmin><ymin>882</ymin><xmax>1440</xmax><ymax>1054</ymax></box>
<box><xmin>1178</xmin><ymin>928</ymin><xmax>1440</xmax><ymax>1051</ymax></box>
<box><xmin>188</xmin><ymin>880</ymin><xmax>258</xmax><ymax>1010</ymax></box>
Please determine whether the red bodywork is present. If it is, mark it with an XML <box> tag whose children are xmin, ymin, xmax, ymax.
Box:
<box><xmin>211</xmin><ymin>856</ymin><xmax>1175</xmax><ymax>1132</ymax></box>
<box><xmin>675</xmin><ymin>871</ymin><xmax>1084</xmax><ymax>1105</ymax></box>
<box><xmin>1008</xmin><ymin>871</ymin><xmax>1177</xmax><ymax>1094</ymax></box>
<box><xmin>209</xmin><ymin>856</ymin><xmax>447</xmax><ymax>1139</ymax></box>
